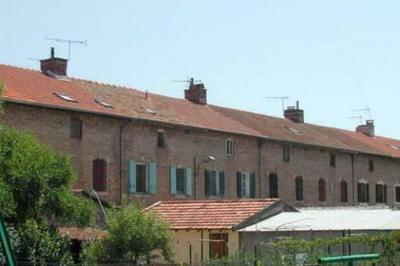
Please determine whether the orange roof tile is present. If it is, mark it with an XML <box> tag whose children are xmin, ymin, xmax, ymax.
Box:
<box><xmin>144</xmin><ymin>199</ymin><xmax>279</xmax><ymax>230</ymax></box>
<box><xmin>1</xmin><ymin>64</ymin><xmax>400</xmax><ymax>158</ymax></box>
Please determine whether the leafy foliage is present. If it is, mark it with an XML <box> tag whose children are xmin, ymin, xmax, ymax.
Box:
<box><xmin>0</xmin><ymin>127</ymin><xmax>96</xmax><ymax>226</ymax></box>
<box><xmin>83</xmin><ymin>204</ymin><xmax>173</xmax><ymax>264</ymax></box>
<box><xmin>207</xmin><ymin>232</ymin><xmax>400</xmax><ymax>266</ymax></box>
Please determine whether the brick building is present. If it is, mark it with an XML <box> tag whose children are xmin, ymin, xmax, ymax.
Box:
<box><xmin>1</xmin><ymin>50</ymin><xmax>400</xmax><ymax>207</ymax></box>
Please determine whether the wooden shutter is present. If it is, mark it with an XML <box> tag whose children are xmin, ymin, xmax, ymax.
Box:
<box><xmin>170</xmin><ymin>166</ymin><xmax>177</xmax><ymax>195</ymax></box>
<box><xmin>149</xmin><ymin>162</ymin><xmax>157</xmax><ymax>194</ymax></box>
<box><xmin>250</xmin><ymin>173</ymin><xmax>256</xmax><ymax>198</ymax></box>
<box><xmin>219</xmin><ymin>171</ymin><xmax>225</xmax><ymax>196</ymax></box>
<box><xmin>296</xmin><ymin>176</ymin><xmax>303</xmax><ymax>201</ymax></box>
<box><xmin>237</xmin><ymin>172</ymin><xmax>242</xmax><ymax>198</ymax></box>
<box><xmin>93</xmin><ymin>159</ymin><xmax>106</xmax><ymax>192</ymax></box>
<box><xmin>205</xmin><ymin>169</ymin><xmax>211</xmax><ymax>197</ymax></box>
<box><xmin>129</xmin><ymin>160</ymin><xmax>137</xmax><ymax>193</ymax></box>
<box><xmin>366</xmin><ymin>183</ymin><xmax>370</xmax><ymax>203</ymax></box>
<box><xmin>185</xmin><ymin>168</ymin><xmax>192</xmax><ymax>196</ymax></box>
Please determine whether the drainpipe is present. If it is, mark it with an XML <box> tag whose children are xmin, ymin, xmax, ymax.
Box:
<box><xmin>119</xmin><ymin>125</ymin><xmax>124</xmax><ymax>205</ymax></box>
<box><xmin>351</xmin><ymin>154</ymin><xmax>355</xmax><ymax>205</ymax></box>
<box><xmin>257</xmin><ymin>139</ymin><xmax>265</xmax><ymax>198</ymax></box>
<box><xmin>201</xmin><ymin>230</ymin><xmax>204</xmax><ymax>263</ymax></box>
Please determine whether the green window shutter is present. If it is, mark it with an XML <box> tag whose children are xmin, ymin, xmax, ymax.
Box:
<box><xmin>170</xmin><ymin>166</ymin><xmax>177</xmax><ymax>195</ymax></box>
<box><xmin>149</xmin><ymin>162</ymin><xmax>157</xmax><ymax>194</ymax></box>
<box><xmin>185</xmin><ymin>168</ymin><xmax>192</xmax><ymax>196</ymax></box>
<box><xmin>205</xmin><ymin>169</ymin><xmax>211</xmax><ymax>197</ymax></box>
<box><xmin>219</xmin><ymin>171</ymin><xmax>225</xmax><ymax>196</ymax></box>
<box><xmin>129</xmin><ymin>160</ymin><xmax>137</xmax><ymax>193</ymax></box>
<box><xmin>237</xmin><ymin>172</ymin><xmax>242</xmax><ymax>198</ymax></box>
<box><xmin>250</xmin><ymin>173</ymin><xmax>256</xmax><ymax>198</ymax></box>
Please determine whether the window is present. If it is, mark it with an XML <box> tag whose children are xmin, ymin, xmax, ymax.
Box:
<box><xmin>95</xmin><ymin>98</ymin><xmax>113</xmax><ymax>108</ymax></box>
<box><xmin>340</xmin><ymin>180</ymin><xmax>348</xmax><ymax>203</ymax></box>
<box><xmin>395</xmin><ymin>186</ymin><xmax>400</xmax><ymax>203</ymax></box>
<box><xmin>295</xmin><ymin>176</ymin><xmax>303</xmax><ymax>201</ymax></box>
<box><xmin>92</xmin><ymin>159</ymin><xmax>107</xmax><ymax>192</ymax></box>
<box><xmin>205</xmin><ymin>170</ymin><xmax>225</xmax><ymax>197</ymax></box>
<box><xmin>70</xmin><ymin>118</ymin><xmax>82</xmax><ymax>139</ymax></box>
<box><xmin>375</xmin><ymin>183</ymin><xmax>387</xmax><ymax>204</ymax></box>
<box><xmin>357</xmin><ymin>181</ymin><xmax>369</xmax><ymax>203</ymax></box>
<box><xmin>128</xmin><ymin>160</ymin><xmax>157</xmax><ymax>194</ymax></box>
<box><xmin>269</xmin><ymin>173</ymin><xmax>278</xmax><ymax>198</ymax></box>
<box><xmin>136</xmin><ymin>164</ymin><xmax>148</xmax><ymax>193</ymax></box>
<box><xmin>318</xmin><ymin>178</ymin><xmax>326</xmax><ymax>202</ymax></box>
<box><xmin>157</xmin><ymin>130</ymin><xmax>166</xmax><ymax>148</ymax></box>
<box><xmin>54</xmin><ymin>92</ymin><xmax>77</xmax><ymax>102</ymax></box>
<box><xmin>226</xmin><ymin>139</ymin><xmax>234</xmax><ymax>156</ymax></box>
<box><xmin>170</xmin><ymin>166</ymin><xmax>192</xmax><ymax>196</ymax></box>
<box><xmin>283</xmin><ymin>145</ymin><xmax>290</xmax><ymax>162</ymax></box>
<box><xmin>209</xmin><ymin>233</ymin><xmax>228</xmax><ymax>259</ymax></box>
<box><xmin>330</xmin><ymin>153</ymin><xmax>336</xmax><ymax>167</ymax></box>
<box><xmin>237</xmin><ymin>172</ymin><xmax>255</xmax><ymax>198</ymax></box>
<box><xmin>369</xmin><ymin>159</ymin><xmax>374</xmax><ymax>172</ymax></box>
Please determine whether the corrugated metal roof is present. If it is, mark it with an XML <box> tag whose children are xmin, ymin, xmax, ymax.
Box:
<box><xmin>239</xmin><ymin>207</ymin><xmax>400</xmax><ymax>232</ymax></box>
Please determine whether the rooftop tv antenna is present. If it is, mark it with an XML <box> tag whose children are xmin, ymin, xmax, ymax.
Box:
<box><xmin>266</xmin><ymin>96</ymin><xmax>289</xmax><ymax>114</ymax></box>
<box><xmin>44</xmin><ymin>37</ymin><xmax>87</xmax><ymax>59</ymax></box>
<box><xmin>171</xmin><ymin>77</ymin><xmax>202</xmax><ymax>88</ymax></box>
<box><xmin>353</xmin><ymin>106</ymin><xmax>371</xmax><ymax>119</ymax></box>
<box><xmin>348</xmin><ymin>115</ymin><xmax>363</xmax><ymax>125</ymax></box>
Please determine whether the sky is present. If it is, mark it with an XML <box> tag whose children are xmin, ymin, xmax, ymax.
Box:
<box><xmin>1</xmin><ymin>0</ymin><xmax>399</xmax><ymax>138</ymax></box>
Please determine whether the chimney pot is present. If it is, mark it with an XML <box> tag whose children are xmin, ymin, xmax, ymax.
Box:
<box><xmin>356</xmin><ymin>120</ymin><xmax>375</xmax><ymax>137</ymax></box>
<box><xmin>40</xmin><ymin>47</ymin><xmax>68</xmax><ymax>76</ymax></box>
<box><xmin>284</xmin><ymin>101</ymin><xmax>304</xmax><ymax>123</ymax></box>
<box><xmin>184</xmin><ymin>82</ymin><xmax>207</xmax><ymax>105</ymax></box>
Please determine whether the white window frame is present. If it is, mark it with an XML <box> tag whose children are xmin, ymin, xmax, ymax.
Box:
<box><xmin>136</xmin><ymin>162</ymin><xmax>149</xmax><ymax>193</ymax></box>
<box><xmin>226</xmin><ymin>139</ymin><xmax>234</xmax><ymax>156</ymax></box>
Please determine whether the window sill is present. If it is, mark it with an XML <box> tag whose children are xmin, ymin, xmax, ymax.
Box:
<box><xmin>207</xmin><ymin>195</ymin><xmax>224</xmax><ymax>199</ymax></box>
<box><xmin>173</xmin><ymin>193</ymin><xmax>191</xmax><ymax>199</ymax></box>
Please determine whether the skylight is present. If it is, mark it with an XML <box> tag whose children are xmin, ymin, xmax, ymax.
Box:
<box><xmin>284</xmin><ymin>126</ymin><xmax>301</xmax><ymax>135</ymax></box>
<box><xmin>95</xmin><ymin>98</ymin><xmax>113</xmax><ymax>108</ymax></box>
<box><xmin>145</xmin><ymin>108</ymin><xmax>157</xmax><ymax>114</ymax></box>
<box><xmin>389</xmin><ymin>144</ymin><xmax>399</xmax><ymax>150</ymax></box>
<box><xmin>54</xmin><ymin>92</ymin><xmax>77</xmax><ymax>102</ymax></box>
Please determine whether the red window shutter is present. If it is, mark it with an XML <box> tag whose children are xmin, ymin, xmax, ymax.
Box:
<box><xmin>93</xmin><ymin>159</ymin><xmax>107</xmax><ymax>192</ymax></box>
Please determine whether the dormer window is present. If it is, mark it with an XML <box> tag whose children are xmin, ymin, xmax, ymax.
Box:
<box><xmin>226</xmin><ymin>139</ymin><xmax>234</xmax><ymax>156</ymax></box>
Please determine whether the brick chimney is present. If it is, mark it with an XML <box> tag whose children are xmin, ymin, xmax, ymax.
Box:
<box><xmin>40</xmin><ymin>47</ymin><xmax>68</xmax><ymax>76</ymax></box>
<box><xmin>356</xmin><ymin>120</ymin><xmax>375</xmax><ymax>137</ymax></box>
<box><xmin>184</xmin><ymin>79</ymin><xmax>207</xmax><ymax>105</ymax></box>
<box><xmin>284</xmin><ymin>101</ymin><xmax>304</xmax><ymax>123</ymax></box>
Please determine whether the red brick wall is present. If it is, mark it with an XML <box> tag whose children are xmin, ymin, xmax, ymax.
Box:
<box><xmin>2</xmin><ymin>102</ymin><xmax>400</xmax><ymax>207</ymax></box>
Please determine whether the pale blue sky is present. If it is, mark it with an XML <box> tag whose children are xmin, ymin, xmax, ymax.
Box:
<box><xmin>1</xmin><ymin>0</ymin><xmax>399</xmax><ymax>138</ymax></box>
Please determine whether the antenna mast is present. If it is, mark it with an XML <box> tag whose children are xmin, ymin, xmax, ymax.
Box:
<box><xmin>171</xmin><ymin>77</ymin><xmax>202</xmax><ymax>89</ymax></box>
<box><xmin>353</xmin><ymin>106</ymin><xmax>371</xmax><ymax>120</ymax></box>
<box><xmin>266</xmin><ymin>96</ymin><xmax>289</xmax><ymax>115</ymax></box>
<box><xmin>44</xmin><ymin>37</ymin><xmax>87</xmax><ymax>59</ymax></box>
<box><xmin>348</xmin><ymin>115</ymin><xmax>363</xmax><ymax>125</ymax></box>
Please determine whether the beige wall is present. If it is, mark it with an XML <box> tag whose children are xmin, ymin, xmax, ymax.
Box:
<box><xmin>166</xmin><ymin>230</ymin><xmax>239</xmax><ymax>265</ymax></box>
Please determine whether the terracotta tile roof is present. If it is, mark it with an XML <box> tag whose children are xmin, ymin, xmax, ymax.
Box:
<box><xmin>1</xmin><ymin>64</ymin><xmax>400</xmax><ymax>158</ymax></box>
<box><xmin>143</xmin><ymin>199</ymin><xmax>279</xmax><ymax>230</ymax></box>
<box><xmin>58</xmin><ymin>227</ymin><xmax>108</xmax><ymax>241</ymax></box>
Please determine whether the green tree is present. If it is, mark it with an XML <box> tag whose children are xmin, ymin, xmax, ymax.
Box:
<box><xmin>0</xmin><ymin>127</ymin><xmax>96</xmax><ymax>226</ymax></box>
<box><xmin>83</xmin><ymin>204</ymin><xmax>173</xmax><ymax>264</ymax></box>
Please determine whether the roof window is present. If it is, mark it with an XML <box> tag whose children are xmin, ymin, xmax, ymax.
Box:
<box><xmin>95</xmin><ymin>98</ymin><xmax>113</xmax><ymax>108</ymax></box>
<box><xmin>145</xmin><ymin>108</ymin><xmax>157</xmax><ymax>115</ymax></box>
<box><xmin>284</xmin><ymin>126</ymin><xmax>301</xmax><ymax>135</ymax></box>
<box><xmin>54</xmin><ymin>92</ymin><xmax>77</xmax><ymax>102</ymax></box>
<box><xmin>389</xmin><ymin>144</ymin><xmax>400</xmax><ymax>150</ymax></box>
